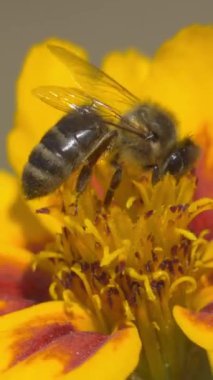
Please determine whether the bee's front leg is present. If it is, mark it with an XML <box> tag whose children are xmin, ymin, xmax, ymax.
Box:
<box><xmin>151</xmin><ymin>164</ymin><xmax>160</xmax><ymax>184</ymax></box>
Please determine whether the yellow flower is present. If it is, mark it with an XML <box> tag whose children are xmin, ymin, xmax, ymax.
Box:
<box><xmin>0</xmin><ymin>25</ymin><xmax>213</xmax><ymax>379</ymax></box>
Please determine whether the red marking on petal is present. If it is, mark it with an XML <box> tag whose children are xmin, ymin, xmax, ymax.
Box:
<box><xmin>191</xmin><ymin>210</ymin><xmax>213</xmax><ymax>239</ymax></box>
<box><xmin>0</xmin><ymin>296</ymin><xmax>34</xmax><ymax>316</ymax></box>
<box><xmin>201</xmin><ymin>302</ymin><xmax>213</xmax><ymax>313</ymax></box>
<box><xmin>10</xmin><ymin>321</ymin><xmax>110</xmax><ymax>373</ymax></box>
<box><xmin>0</xmin><ymin>253</ymin><xmax>51</xmax><ymax>314</ymax></box>
<box><xmin>10</xmin><ymin>323</ymin><xmax>73</xmax><ymax>367</ymax></box>
<box><xmin>192</xmin><ymin>129</ymin><xmax>213</xmax><ymax>238</ymax></box>
<box><xmin>192</xmin><ymin>159</ymin><xmax>213</xmax><ymax>237</ymax></box>
<box><xmin>27</xmin><ymin>239</ymin><xmax>52</xmax><ymax>254</ymax></box>
<box><xmin>45</xmin><ymin>330</ymin><xmax>108</xmax><ymax>373</ymax></box>
<box><xmin>0</xmin><ymin>258</ymin><xmax>29</xmax><ymax>298</ymax></box>
<box><xmin>21</xmin><ymin>266</ymin><xmax>51</xmax><ymax>302</ymax></box>
<box><xmin>0</xmin><ymin>263</ymin><xmax>24</xmax><ymax>298</ymax></box>
<box><xmin>206</xmin><ymin>272</ymin><xmax>213</xmax><ymax>286</ymax></box>
<box><xmin>193</xmin><ymin>310</ymin><xmax>213</xmax><ymax>327</ymax></box>
<box><xmin>0</xmin><ymin>262</ymin><xmax>50</xmax><ymax>301</ymax></box>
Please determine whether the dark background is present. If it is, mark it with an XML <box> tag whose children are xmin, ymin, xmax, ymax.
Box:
<box><xmin>1</xmin><ymin>0</ymin><xmax>213</xmax><ymax>168</ymax></box>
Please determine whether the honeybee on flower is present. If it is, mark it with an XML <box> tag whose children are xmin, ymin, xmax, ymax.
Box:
<box><xmin>0</xmin><ymin>25</ymin><xmax>212</xmax><ymax>380</ymax></box>
<box><xmin>22</xmin><ymin>45</ymin><xmax>199</xmax><ymax>205</ymax></box>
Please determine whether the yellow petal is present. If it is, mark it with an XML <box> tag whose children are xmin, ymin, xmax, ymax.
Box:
<box><xmin>0</xmin><ymin>301</ymin><xmax>141</xmax><ymax>380</ymax></box>
<box><xmin>102</xmin><ymin>49</ymin><xmax>150</xmax><ymax>97</ymax></box>
<box><xmin>192</xmin><ymin>286</ymin><xmax>213</xmax><ymax>312</ymax></box>
<box><xmin>0</xmin><ymin>171</ymin><xmax>51</xmax><ymax>248</ymax></box>
<box><xmin>141</xmin><ymin>25</ymin><xmax>213</xmax><ymax>141</ymax></box>
<box><xmin>8</xmin><ymin>38</ymin><xmax>87</xmax><ymax>177</ymax></box>
<box><xmin>200</xmin><ymin>241</ymin><xmax>213</xmax><ymax>268</ymax></box>
<box><xmin>0</xmin><ymin>240</ymin><xmax>33</xmax><ymax>268</ymax></box>
<box><xmin>173</xmin><ymin>305</ymin><xmax>213</xmax><ymax>351</ymax></box>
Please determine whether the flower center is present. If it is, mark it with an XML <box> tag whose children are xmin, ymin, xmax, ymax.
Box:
<box><xmin>35</xmin><ymin>171</ymin><xmax>212</xmax><ymax>380</ymax></box>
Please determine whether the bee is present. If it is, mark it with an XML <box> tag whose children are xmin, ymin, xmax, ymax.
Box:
<box><xmin>22</xmin><ymin>45</ymin><xmax>200</xmax><ymax>205</ymax></box>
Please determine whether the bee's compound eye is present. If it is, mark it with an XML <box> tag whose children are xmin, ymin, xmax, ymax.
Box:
<box><xmin>166</xmin><ymin>152</ymin><xmax>184</xmax><ymax>175</ymax></box>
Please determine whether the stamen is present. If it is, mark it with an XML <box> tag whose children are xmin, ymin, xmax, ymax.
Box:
<box><xmin>152</xmin><ymin>270</ymin><xmax>170</xmax><ymax>284</ymax></box>
<box><xmin>126</xmin><ymin>196</ymin><xmax>137</xmax><ymax>209</ymax></box>
<box><xmin>84</xmin><ymin>218</ymin><xmax>105</xmax><ymax>246</ymax></box>
<box><xmin>34</xmin><ymin>172</ymin><xmax>213</xmax><ymax>380</ymax></box>
<box><xmin>176</xmin><ymin>228</ymin><xmax>197</xmax><ymax>240</ymax></box>
<box><xmin>169</xmin><ymin>276</ymin><xmax>197</xmax><ymax>295</ymax></box>
<box><xmin>101</xmin><ymin>245</ymin><xmax>128</xmax><ymax>266</ymax></box>
<box><xmin>127</xmin><ymin>268</ymin><xmax>156</xmax><ymax>301</ymax></box>
<box><xmin>49</xmin><ymin>281</ymin><xmax>59</xmax><ymax>300</ymax></box>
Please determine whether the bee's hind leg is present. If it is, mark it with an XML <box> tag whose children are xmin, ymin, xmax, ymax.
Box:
<box><xmin>104</xmin><ymin>160</ymin><xmax>122</xmax><ymax>207</ymax></box>
<box><xmin>76</xmin><ymin>130</ymin><xmax>117</xmax><ymax>196</ymax></box>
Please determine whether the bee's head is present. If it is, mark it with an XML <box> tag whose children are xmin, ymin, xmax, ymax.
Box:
<box><xmin>127</xmin><ymin>103</ymin><xmax>178</xmax><ymax>161</ymax></box>
<box><xmin>152</xmin><ymin>138</ymin><xmax>200</xmax><ymax>183</ymax></box>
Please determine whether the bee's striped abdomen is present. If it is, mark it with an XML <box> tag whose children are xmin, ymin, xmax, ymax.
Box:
<box><xmin>22</xmin><ymin>127</ymin><xmax>80</xmax><ymax>199</ymax></box>
<box><xmin>22</xmin><ymin>108</ymin><xmax>107</xmax><ymax>199</ymax></box>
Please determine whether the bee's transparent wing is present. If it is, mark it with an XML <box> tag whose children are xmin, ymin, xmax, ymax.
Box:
<box><xmin>33</xmin><ymin>86</ymin><xmax>147</xmax><ymax>137</ymax></box>
<box><xmin>48</xmin><ymin>44</ymin><xmax>140</xmax><ymax>113</ymax></box>
<box><xmin>33</xmin><ymin>86</ymin><xmax>92</xmax><ymax>113</ymax></box>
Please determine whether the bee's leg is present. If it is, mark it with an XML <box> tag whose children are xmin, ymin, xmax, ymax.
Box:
<box><xmin>104</xmin><ymin>161</ymin><xmax>122</xmax><ymax>207</ymax></box>
<box><xmin>151</xmin><ymin>164</ymin><xmax>160</xmax><ymax>184</ymax></box>
<box><xmin>76</xmin><ymin>130</ymin><xmax>117</xmax><ymax>195</ymax></box>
